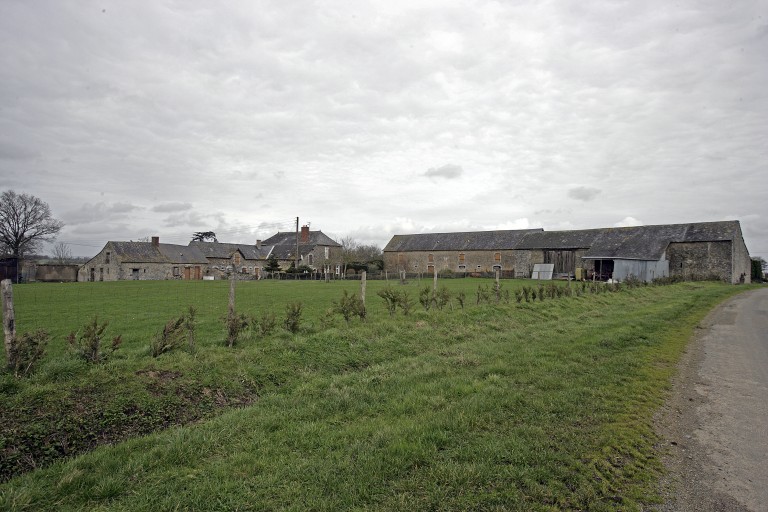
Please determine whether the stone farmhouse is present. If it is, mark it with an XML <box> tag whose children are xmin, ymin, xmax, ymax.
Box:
<box><xmin>78</xmin><ymin>227</ymin><xmax>342</xmax><ymax>281</ymax></box>
<box><xmin>383</xmin><ymin>220</ymin><xmax>752</xmax><ymax>284</ymax></box>
<box><xmin>261</xmin><ymin>225</ymin><xmax>343</xmax><ymax>272</ymax></box>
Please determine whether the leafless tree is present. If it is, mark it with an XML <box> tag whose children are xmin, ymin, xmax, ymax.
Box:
<box><xmin>52</xmin><ymin>241</ymin><xmax>73</xmax><ymax>264</ymax></box>
<box><xmin>0</xmin><ymin>190</ymin><xmax>63</xmax><ymax>259</ymax></box>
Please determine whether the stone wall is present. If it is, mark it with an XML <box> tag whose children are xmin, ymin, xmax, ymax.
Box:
<box><xmin>33</xmin><ymin>264</ymin><xmax>79</xmax><ymax>282</ymax></box>
<box><xmin>731</xmin><ymin>229</ymin><xmax>752</xmax><ymax>284</ymax></box>
<box><xmin>384</xmin><ymin>250</ymin><xmax>519</xmax><ymax>274</ymax></box>
<box><xmin>666</xmin><ymin>241</ymin><xmax>733</xmax><ymax>282</ymax></box>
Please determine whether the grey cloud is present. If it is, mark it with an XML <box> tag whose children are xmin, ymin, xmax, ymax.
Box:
<box><xmin>424</xmin><ymin>164</ymin><xmax>463</xmax><ymax>179</ymax></box>
<box><xmin>0</xmin><ymin>140</ymin><xmax>38</xmax><ymax>160</ymax></box>
<box><xmin>567</xmin><ymin>187</ymin><xmax>601</xmax><ymax>202</ymax></box>
<box><xmin>63</xmin><ymin>202</ymin><xmax>142</xmax><ymax>225</ymax></box>
<box><xmin>152</xmin><ymin>202</ymin><xmax>193</xmax><ymax>213</ymax></box>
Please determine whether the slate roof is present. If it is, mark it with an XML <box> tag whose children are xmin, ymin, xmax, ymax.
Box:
<box><xmin>109</xmin><ymin>242</ymin><xmax>208</xmax><ymax>264</ymax></box>
<box><xmin>514</xmin><ymin>229</ymin><xmax>604</xmax><ymax>250</ymax></box>
<box><xmin>383</xmin><ymin>229</ymin><xmax>543</xmax><ymax>252</ymax></box>
<box><xmin>188</xmin><ymin>241</ymin><xmax>273</xmax><ymax>261</ymax></box>
<box><xmin>581</xmin><ymin>221</ymin><xmax>742</xmax><ymax>260</ymax></box>
<box><xmin>384</xmin><ymin>221</ymin><xmax>743</xmax><ymax>261</ymax></box>
<box><xmin>261</xmin><ymin>231</ymin><xmax>341</xmax><ymax>259</ymax></box>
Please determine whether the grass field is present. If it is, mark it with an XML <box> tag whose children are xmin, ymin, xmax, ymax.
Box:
<box><xmin>0</xmin><ymin>278</ymin><xmax>754</xmax><ymax>510</ymax></box>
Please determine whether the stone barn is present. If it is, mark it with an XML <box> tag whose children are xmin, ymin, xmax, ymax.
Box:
<box><xmin>384</xmin><ymin>220</ymin><xmax>751</xmax><ymax>283</ymax></box>
<box><xmin>383</xmin><ymin>229</ymin><xmax>542</xmax><ymax>276</ymax></box>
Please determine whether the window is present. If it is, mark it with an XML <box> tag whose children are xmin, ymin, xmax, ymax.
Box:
<box><xmin>233</xmin><ymin>253</ymin><xmax>241</xmax><ymax>265</ymax></box>
<box><xmin>458</xmin><ymin>253</ymin><xmax>465</xmax><ymax>263</ymax></box>
<box><xmin>494</xmin><ymin>252</ymin><xmax>501</xmax><ymax>262</ymax></box>
<box><xmin>308</xmin><ymin>254</ymin><xmax>314</xmax><ymax>265</ymax></box>
<box><xmin>173</xmin><ymin>267</ymin><xmax>180</xmax><ymax>276</ymax></box>
<box><xmin>428</xmin><ymin>253</ymin><xmax>434</xmax><ymax>263</ymax></box>
<box><xmin>105</xmin><ymin>251</ymin><xmax>111</xmax><ymax>264</ymax></box>
<box><xmin>242</xmin><ymin>267</ymin><xmax>247</xmax><ymax>273</ymax></box>
<box><xmin>325</xmin><ymin>247</ymin><xmax>329</xmax><ymax>259</ymax></box>
<box><xmin>458</xmin><ymin>265</ymin><xmax>466</xmax><ymax>271</ymax></box>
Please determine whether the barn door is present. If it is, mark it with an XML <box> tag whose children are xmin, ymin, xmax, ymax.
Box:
<box><xmin>183</xmin><ymin>267</ymin><xmax>191</xmax><ymax>280</ymax></box>
<box><xmin>194</xmin><ymin>266</ymin><xmax>201</xmax><ymax>279</ymax></box>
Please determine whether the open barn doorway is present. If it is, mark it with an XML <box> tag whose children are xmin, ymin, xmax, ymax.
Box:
<box><xmin>588</xmin><ymin>259</ymin><xmax>614</xmax><ymax>281</ymax></box>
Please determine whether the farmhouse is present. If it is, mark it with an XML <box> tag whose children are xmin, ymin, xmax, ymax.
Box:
<box><xmin>189</xmin><ymin>241</ymin><xmax>272</xmax><ymax>279</ymax></box>
<box><xmin>260</xmin><ymin>225</ymin><xmax>343</xmax><ymax>273</ymax></box>
<box><xmin>383</xmin><ymin>220</ymin><xmax>752</xmax><ymax>284</ymax></box>
<box><xmin>78</xmin><ymin>237</ymin><xmax>208</xmax><ymax>282</ymax></box>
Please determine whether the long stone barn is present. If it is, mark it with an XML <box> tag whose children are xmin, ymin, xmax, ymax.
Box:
<box><xmin>383</xmin><ymin>220</ymin><xmax>752</xmax><ymax>284</ymax></box>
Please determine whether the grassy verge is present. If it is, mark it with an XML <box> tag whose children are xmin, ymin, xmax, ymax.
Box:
<box><xmin>0</xmin><ymin>279</ymin><xmax>753</xmax><ymax>510</ymax></box>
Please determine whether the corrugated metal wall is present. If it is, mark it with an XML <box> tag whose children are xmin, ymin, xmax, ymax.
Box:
<box><xmin>612</xmin><ymin>259</ymin><xmax>669</xmax><ymax>282</ymax></box>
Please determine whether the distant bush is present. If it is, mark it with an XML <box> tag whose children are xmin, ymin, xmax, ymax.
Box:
<box><xmin>152</xmin><ymin>308</ymin><xmax>198</xmax><ymax>356</ymax></box>
<box><xmin>284</xmin><ymin>302</ymin><xmax>303</xmax><ymax>333</ymax></box>
<box><xmin>334</xmin><ymin>290</ymin><xmax>366</xmax><ymax>324</ymax></box>
<box><xmin>256</xmin><ymin>311</ymin><xmax>277</xmax><ymax>336</ymax></box>
<box><xmin>66</xmin><ymin>316</ymin><xmax>122</xmax><ymax>363</ymax></box>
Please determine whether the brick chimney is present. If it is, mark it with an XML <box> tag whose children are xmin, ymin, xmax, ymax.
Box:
<box><xmin>300</xmin><ymin>225</ymin><xmax>310</xmax><ymax>243</ymax></box>
<box><xmin>151</xmin><ymin>236</ymin><xmax>159</xmax><ymax>246</ymax></box>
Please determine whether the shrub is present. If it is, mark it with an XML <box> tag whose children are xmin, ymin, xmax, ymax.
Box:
<box><xmin>7</xmin><ymin>329</ymin><xmax>49</xmax><ymax>378</ymax></box>
<box><xmin>476</xmin><ymin>284</ymin><xmax>491</xmax><ymax>305</ymax></box>
<box><xmin>419</xmin><ymin>286</ymin><xmax>433</xmax><ymax>311</ymax></box>
<box><xmin>515</xmin><ymin>290</ymin><xmax>523</xmax><ymax>303</ymax></box>
<box><xmin>457</xmin><ymin>291</ymin><xmax>466</xmax><ymax>309</ymax></box>
<box><xmin>66</xmin><ymin>316</ymin><xmax>121</xmax><ymax>363</ymax></box>
<box><xmin>256</xmin><ymin>311</ymin><xmax>277</xmax><ymax>336</ymax></box>
<box><xmin>284</xmin><ymin>302</ymin><xmax>303</xmax><ymax>333</ymax></box>
<box><xmin>377</xmin><ymin>286</ymin><xmax>400</xmax><ymax>317</ymax></box>
<box><xmin>151</xmin><ymin>316</ymin><xmax>185</xmax><ymax>357</ymax></box>
<box><xmin>334</xmin><ymin>290</ymin><xmax>366</xmax><ymax>324</ymax></box>
<box><xmin>398</xmin><ymin>291</ymin><xmax>415</xmax><ymax>315</ymax></box>
<box><xmin>226</xmin><ymin>311</ymin><xmax>249</xmax><ymax>347</ymax></box>
<box><xmin>434</xmin><ymin>286</ymin><xmax>451</xmax><ymax>310</ymax></box>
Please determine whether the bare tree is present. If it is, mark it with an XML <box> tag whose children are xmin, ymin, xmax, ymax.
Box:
<box><xmin>52</xmin><ymin>241</ymin><xmax>73</xmax><ymax>264</ymax></box>
<box><xmin>0</xmin><ymin>190</ymin><xmax>64</xmax><ymax>261</ymax></box>
<box><xmin>338</xmin><ymin>236</ymin><xmax>361</xmax><ymax>277</ymax></box>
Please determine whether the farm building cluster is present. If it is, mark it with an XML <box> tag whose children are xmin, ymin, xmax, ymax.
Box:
<box><xmin>78</xmin><ymin>226</ymin><xmax>343</xmax><ymax>282</ymax></box>
<box><xmin>75</xmin><ymin>220</ymin><xmax>752</xmax><ymax>284</ymax></box>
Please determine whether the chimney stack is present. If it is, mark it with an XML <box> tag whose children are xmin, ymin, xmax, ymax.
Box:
<box><xmin>151</xmin><ymin>236</ymin><xmax>159</xmax><ymax>246</ymax></box>
<box><xmin>300</xmin><ymin>225</ymin><xmax>310</xmax><ymax>243</ymax></box>
<box><xmin>256</xmin><ymin>240</ymin><xmax>262</xmax><ymax>249</ymax></box>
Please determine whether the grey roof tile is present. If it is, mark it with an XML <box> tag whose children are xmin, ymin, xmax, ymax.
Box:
<box><xmin>384</xmin><ymin>229</ymin><xmax>543</xmax><ymax>252</ymax></box>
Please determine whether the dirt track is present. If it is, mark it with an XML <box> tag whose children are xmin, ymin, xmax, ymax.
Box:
<box><xmin>654</xmin><ymin>287</ymin><xmax>768</xmax><ymax>511</ymax></box>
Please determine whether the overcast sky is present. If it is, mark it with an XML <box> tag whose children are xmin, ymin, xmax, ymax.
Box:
<box><xmin>1</xmin><ymin>1</ymin><xmax>766</xmax><ymax>259</ymax></box>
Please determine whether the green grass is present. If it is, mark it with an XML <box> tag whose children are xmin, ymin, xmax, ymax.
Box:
<box><xmin>0</xmin><ymin>278</ymin><xmax>754</xmax><ymax>510</ymax></box>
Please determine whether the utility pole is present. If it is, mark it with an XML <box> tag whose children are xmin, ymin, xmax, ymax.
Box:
<box><xmin>295</xmin><ymin>217</ymin><xmax>299</xmax><ymax>279</ymax></box>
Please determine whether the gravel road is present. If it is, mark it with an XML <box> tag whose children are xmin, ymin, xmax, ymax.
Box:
<box><xmin>654</xmin><ymin>287</ymin><xmax>768</xmax><ymax>511</ymax></box>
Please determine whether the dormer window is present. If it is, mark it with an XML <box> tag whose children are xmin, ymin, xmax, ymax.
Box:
<box><xmin>105</xmin><ymin>251</ymin><xmax>111</xmax><ymax>264</ymax></box>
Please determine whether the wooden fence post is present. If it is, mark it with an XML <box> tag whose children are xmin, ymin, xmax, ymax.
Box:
<box><xmin>433</xmin><ymin>265</ymin><xmax>438</xmax><ymax>292</ymax></box>
<box><xmin>360</xmin><ymin>271</ymin><xmax>367</xmax><ymax>307</ymax></box>
<box><xmin>2</xmin><ymin>279</ymin><xmax>16</xmax><ymax>369</ymax></box>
